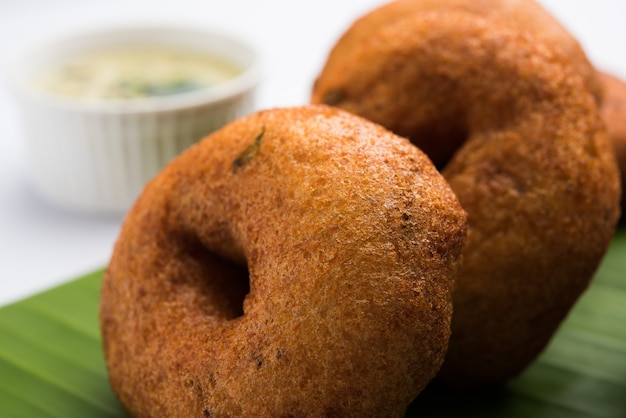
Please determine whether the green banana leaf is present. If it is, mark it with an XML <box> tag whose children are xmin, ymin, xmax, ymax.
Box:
<box><xmin>1</xmin><ymin>228</ymin><xmax>624</xmax><ymax>418</ymax></box>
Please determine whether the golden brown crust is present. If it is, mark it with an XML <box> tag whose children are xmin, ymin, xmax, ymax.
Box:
<box><xmin>599</xmin><ymin>71</ymin><xmax>626</xmax><ymax>208</ymax></box>
<box><xmin>315</xmin><ymin>0</ymin><xmax>602</xmax><ymax>103</ymax></box>
<box><xmin>100</xmin><ymin>105</ymin><xmax>468</xmax><ymax>417</ymax></box>
<box><xmin>312</xmin><ymin>11</ymin><xmax>621</xmax><ymax>387</ymax></box>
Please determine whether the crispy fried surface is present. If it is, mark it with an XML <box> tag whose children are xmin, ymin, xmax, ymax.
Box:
<box><xmin>315</xmin><ymin>0</ymin><xmax>602</xmax><ymax>103</ymax></box>
<box><xmin>312</xmin><ymin>11</ymin><xmax>621</xmax><ymax>387</ymax></box>
<box><xmin>100</xmin><ymin>105</ymin><xmax>468</xmax><ymax>417</ymax></box>
<box><xmin>599</xmin><ymin>71</ymin><xmax>626</xmax><ymax>209</ymax></box>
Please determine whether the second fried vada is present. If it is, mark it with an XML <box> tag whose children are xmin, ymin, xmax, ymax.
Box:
<box><xmin>312</xmin><ymin>11</ymin><xmax>621</xmax><ymax>387</ymax></box>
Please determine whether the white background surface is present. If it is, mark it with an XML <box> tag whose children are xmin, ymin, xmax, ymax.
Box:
<box><xmin>0</xmin><ymin>0</ymin><xmax>624</xmax><ymax>306</ymax></box>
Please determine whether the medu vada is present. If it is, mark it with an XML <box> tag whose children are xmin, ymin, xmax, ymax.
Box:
<box><xmin>316</xmin><ymin>0</ymin><xmax>603</xmax><ymax>104</ymax></box>
<box><xmin>599</xmin><ymin>71</ymin><xmax>626</xmax><ymax>210</ymax></box>
<box><xmin>100</xmin><ymin>105</ymin><xmax>468</xmax><ymax>417</ymax></box>
<box><xmin>312</xmin><ymin>11</ymin><xmax>621</xmax><ymax>387</ymax></box>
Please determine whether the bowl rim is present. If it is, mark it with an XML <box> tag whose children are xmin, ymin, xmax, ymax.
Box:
<box><xmin>8</xmin><ymin>24</ymin><xmax>262</xmax><ymax>115</ymax></box>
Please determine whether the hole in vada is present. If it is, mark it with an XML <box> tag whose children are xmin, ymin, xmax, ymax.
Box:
<box><xmin>410</xmin><ymin>123</ymin><xmax>467</xmax><ymax>170</ymax></box>
<box><xmin>182</xmin><ymin>238</ymin><xmax>251</xmax><ymax>320</ymax></box>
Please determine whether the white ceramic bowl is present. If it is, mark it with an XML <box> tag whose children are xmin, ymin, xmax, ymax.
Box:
<box><xmin>10</xmin><ymin>26</ymin><xmax>261</xmax><ymax>214</ymax></box>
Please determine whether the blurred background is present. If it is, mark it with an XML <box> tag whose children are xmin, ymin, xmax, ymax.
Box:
<box><xmin>1</xmin><ymin>0</ymin><xmax>624</xmax><ymax>306</ymax></box>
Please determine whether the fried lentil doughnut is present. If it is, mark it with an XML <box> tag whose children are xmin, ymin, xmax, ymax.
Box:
<box><xmin>599</xmin><ymin>71</ymin><xmax>626</xmax><ymax>209</ymax></box>
<box><xmin>100</xmin><ymin>105</ymin><xmax>468</xmax><ymax>417</ymax></box>
<box><xmin>317</xmin><ymin>0</ymin><xmax>602</xmax><ymax>103</ymax></box>
<box><xmin>312</xmin><ymin>12</ymin><xmax>621</xmax><ymax>387</ymax></box>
